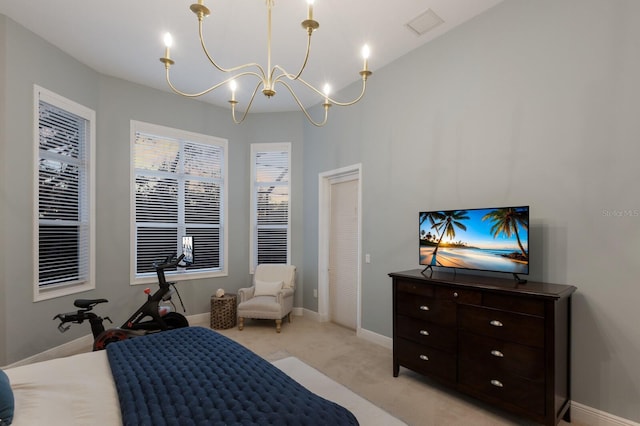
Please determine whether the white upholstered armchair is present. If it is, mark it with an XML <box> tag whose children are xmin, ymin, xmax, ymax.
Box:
<box><xmin>237</xmin><ymin>264</ymin><xmax>296</xmax><ymax>333</ymax></box>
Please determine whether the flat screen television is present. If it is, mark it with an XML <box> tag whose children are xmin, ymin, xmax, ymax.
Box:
<box><xmin>419</xmin><ymin>206</ymin><xmax>529</xmax><ymax>280</ymax></box>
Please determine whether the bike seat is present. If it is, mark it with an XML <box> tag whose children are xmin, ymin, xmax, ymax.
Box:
<box><xmin>74</xmin><ymin>298</ymin><xmax>108</xmax><ymax>308</ymax></box>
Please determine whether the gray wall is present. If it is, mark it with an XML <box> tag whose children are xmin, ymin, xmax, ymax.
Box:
<box><xmin>0</xmin><ymin>16</ymin><xmax>304</xmax><ymax>364</ymax></box>
<box><xmin>302</xmin><ymin>0</ymin><xmax>640</xmax><ymax>421</ymax></box>
<box><xmin>2</xmin><ymin>0</ymin><xmax>640</xmax><ymax>422</ymax></box>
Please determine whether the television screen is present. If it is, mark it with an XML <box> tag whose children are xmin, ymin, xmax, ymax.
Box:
<box><xmin>419</xmin><ymin>206</ymin><xmax>529</xmax><ymax>275</ymax></box>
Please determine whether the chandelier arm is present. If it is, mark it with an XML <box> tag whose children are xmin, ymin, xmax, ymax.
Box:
<box><xmin>231</xmin><ymin>81</ymin><xmax>262</xmax><ymax>124</ymax></box>
<box><xmin>327</xmin><ymin>78</ymin><xmax>368</xmax><ymax>107</ymax></box>
<box><xmin>276</xmin><ymin>80</ymin><xmax>329</xmax><ymax>127</ymax></box>
<box><xmin>165</xmin><ymin>69</ymin><xmax>262</xmax><ymax>98</ymax></box>
<box><xmin>270</xmin><ymin>35</ymin><xmax>310</xmax><ymax>83</ymax></box>
<box><xmin>273</xmin><ymin>74</ymin><xmax>369</xmax><ymax>107</ymax></box>
<box><xmin>275</xmin><ymin>32</ymin><xmax>313</xmax><ymax>82</ymax></box>
<box><xmin>197</xmin><ymin>18</ymin><xmax>267</xmax><ymax>78</ymax></box>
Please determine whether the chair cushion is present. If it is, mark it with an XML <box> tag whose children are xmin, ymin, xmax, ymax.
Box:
<box><xmin>254</xmin><ymin>279</ymin><xmax>283</xmax><ymax>297</ymax></box>
<box><xmin>0</xmin><ymin>369</ymin><xmax>14</xmax><ymax>425</ymax></box>
<box><xmin>237</xmin><ymin>296</ymin><xmax>282</xmax><ymax>317</ymax></box>
<box><xmin>254</xmin><ymin>265</ymin><xmax>296</xmax><ymax>289</ymax></box>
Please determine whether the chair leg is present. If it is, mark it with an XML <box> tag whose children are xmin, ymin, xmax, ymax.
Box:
<box><xmin>275</xmin><ymin>319</ymin><xmax>282</xmax><ymax>333</ymax></box>
<box><xmin>288</xmin><ymin>312</ymin><xmax>292</xmax><ymax>323</ymax></box>
<box><xmin>238</xmin><ymin>317</ymin><xmax>244</xmax><ymax>331</ymax></box>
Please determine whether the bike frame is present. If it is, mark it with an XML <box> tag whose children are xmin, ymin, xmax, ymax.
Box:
<box><xmin>54</xmin><ymin>254</ymin><xmax>188</xmax><ymax>346</ymax></box>
<box><xmin>121</xmin><ymin>254</ymin><xmax>183</xmax><ymax>332</ymax></box>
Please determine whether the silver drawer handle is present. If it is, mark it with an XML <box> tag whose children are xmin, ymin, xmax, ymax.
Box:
<box><xmin>419</xmin><ymin>330</ymin><xmax>430</xmax><ymax>336</ymax></box>
<box><xmin>490</xmin><ymin>379</ymin><xmax>504</xmax><ymax>388</ymax></box>
<box><xmin>419</xmin><ymin>354</ymin><xmax>429</xmax><ymax>361</ymax></box>
<box><xmin>490</xmin><ymin>320</ymin><xmax>503</xmax><ymax>327</ymax></box>
<box><xmin>490</xmin><ymin>350</ymin><xmax>504</xmax><ymax>358</ymax></box>
<box><xmin>419</xmin><ymin>305</ymin><xmax>430</xmax><ymax>311</ymax></box>
<box><xmin>453</xmin><ymin>292</ymin><xmax>459</xmax><ymax>298</ymax></box>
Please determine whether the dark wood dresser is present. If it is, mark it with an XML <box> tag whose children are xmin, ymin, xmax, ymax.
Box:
<box><xmin>390</xmin><ymin>269</ymin><xmax>576</xmax><ymax>426</ymax></box>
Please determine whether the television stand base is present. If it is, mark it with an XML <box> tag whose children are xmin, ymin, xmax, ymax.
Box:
<box><xmin>420</xmin><ymin>265</ymin><xmax>433</xmax><ymax>278</ymax></box>
<box><xmin>513</xmin><ymin>273</ymin><xmax>527</xmax><ymax>284</ymax></box>
<box><xmin>422</xmin><ymin>266</ymin><xmax>461</xmax><ymax>280</ymax></box>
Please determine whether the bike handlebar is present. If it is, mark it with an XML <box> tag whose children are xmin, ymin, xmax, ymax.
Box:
<box><xmin>153</xmin><ymin>253</ymin><xmax>186</xmax><ymax>270</ymax></box>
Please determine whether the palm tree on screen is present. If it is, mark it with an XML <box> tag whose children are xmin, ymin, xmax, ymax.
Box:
<box><xmin>482</xmin><ymin>207</ymin><xmax>528</xmax><ymax>259</ymax></box>
<box><xmin>429</xmin><ymin>210</ymin><xmax>469</xmax><ymax>265</ymax></box>
<box><xmin>420</xmin><ymin>211</ymin><xmax>445</xmax><ymax>228</ymax></box>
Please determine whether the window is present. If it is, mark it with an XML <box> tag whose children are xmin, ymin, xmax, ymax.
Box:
<box><xmin>34</xmin><ymin>86</ymin><xmax>95</xmax><ymax>301</ymax></box>
<box><xmin>250</xmin><ymin>143</ymin><xmax>291</xmax><ymax>272</ymax></box>
<box><xmin>131</xmin><ymin>121</ymin><xmax>227</xmax><ymax>284</ymax></box>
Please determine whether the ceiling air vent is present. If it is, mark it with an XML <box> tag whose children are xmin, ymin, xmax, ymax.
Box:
<box><xmin>406</xmin><ymin>9</ymin><xmax>444</xmax><ymax>36</ymax></box>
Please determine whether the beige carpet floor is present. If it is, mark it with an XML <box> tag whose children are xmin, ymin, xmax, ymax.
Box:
<box><xmin>200</xmin><ymin>315</ymin><xmax>579</xmax><ymax>426</ymax></box>
<box><xmin>273</xmin><ymin>356</ymin><xmax>407</xmax><ymax>425</ymax></box>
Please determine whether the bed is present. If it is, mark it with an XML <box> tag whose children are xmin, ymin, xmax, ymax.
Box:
<box><xmin>2</xmin><ymin>327</ymin><xmax>359</xmax><ymax>425</ymax></box>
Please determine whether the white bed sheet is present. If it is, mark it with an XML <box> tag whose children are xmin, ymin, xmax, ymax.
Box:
<box><xmin>5</xmin><ymin>350</ymin><xmax>121</xmax><ymax>426</ymax></box>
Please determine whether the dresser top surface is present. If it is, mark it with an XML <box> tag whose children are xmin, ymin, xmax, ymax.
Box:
<box><xmin>389</xmin><ymin>269</ymin><xmax>576</xmax><ymax>299</ymax></box>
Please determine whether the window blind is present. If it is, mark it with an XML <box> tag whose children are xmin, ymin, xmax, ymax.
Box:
<box><xmin>37</xmin><ymin>100</ymin><xmax>90</xmax><ymax>288</ymax></box>
<box><xmin>134</xmin><ymin>131</ymin><xmax>224</xmax><ymax>277</ymax></box>
<box><xmin>251</xmin><ymin>145</ymin><xmax>291</xmax><ymax>269</ymax></box>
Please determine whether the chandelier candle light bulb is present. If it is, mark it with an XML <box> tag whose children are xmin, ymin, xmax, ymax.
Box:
<box><xmin>362</xmin><ymin>44</ymin><xmax>370</xmax><ymax>71</ymax></box>
<box><xmin>163</xmin><ymin>33</ymin><xmax>173</xmax><ymax>60</ymax></box>
<box><xmin>307</xmin><ymin>0</ymin><xmax>314</xmax><ymax>21</ymax></box>
<box><xmin>158</xmin><ymin>0</ymin><xmax>372</xmax><ymax>126</ymax></box>
<box><xmin>229</xmin><ymin>80</ymin><xmax>237</xmax><ymax>102</ymax></box>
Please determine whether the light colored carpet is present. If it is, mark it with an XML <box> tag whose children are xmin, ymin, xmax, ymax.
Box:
<box><xmin>273</xmin><ymin>356</ymin><xmax>407</xmax><ymax>426</ymax></box>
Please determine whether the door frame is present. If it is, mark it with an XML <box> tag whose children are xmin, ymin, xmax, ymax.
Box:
<box><xmin>317</xmin><ymin>163</ymin><xmax>362</xmax><ymax>330</ymax></box>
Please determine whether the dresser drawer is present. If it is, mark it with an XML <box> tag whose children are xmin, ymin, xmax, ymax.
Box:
<box><xmin>483</xmin><ymin>292</ymin><xmax>545</xmax><ymax>317</ymax></box>
<box><xmin>396</xmin><ymin>338</ymin><xmax>456</xmax><ymax>382</ymax></box>
<box><xmin>396</xmin><ymin>279</ymin><xmax>434</xmax><ymax>297</ymax></box>
<box><xmin>458</xmin><ymin>304</ymin><xmax>545</xmax><ymax>348</ymax></box>
<box><xmin>396</xmin><ymin>315</ymin><xmax>456</xmax><ymax>353</ymax></box>
<box><xmin>458</xmin><ymin>331</ymin><xmax>544</xmax><ymax>381</ymax></box>
<box><xmin>435</xmin><ymin>286</ymin><xmax>482</xmax><ymax>304</ymax></box>
<box><xmin>459</xmin><ymin>362</ymin><xmax>545</xmax><ymax>416</ymax></box>
<box><xmin>396</xmin><ymin>292</ymin><xmax>456</xmax><ymax>326</ymax></box>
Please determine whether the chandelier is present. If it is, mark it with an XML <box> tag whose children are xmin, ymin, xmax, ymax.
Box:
<box><xmin>159</xmin><ymin>0</ymin><xmax>372</xmax><ymax>127</ymax></box>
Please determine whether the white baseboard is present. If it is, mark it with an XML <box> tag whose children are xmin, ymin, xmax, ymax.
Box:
<box><xmin>2</xmin><ymin>333</ymin><xmax>94</xmax><ymax>369</ymax></box>
<box><xmin>2</xmin><ymin>312</ymin><xmax>209</xmax><ymax>369</ymax></box>
<box><xmin>187</xmin><ymin>312</ymin><xmax>210</xmax><ymax>325</ymax></box>
<box><xmin>301</xmin><ymin>307</ymin><xmax>321</xmax><ymax>321</ymax></box>
<box><xmin>193</xmin><ymin>309</ymin><xmax>305</xmax><ymax>327</ymax></box>
<box><xmin>300</xmin><ymin>308</ymin><xmax>392</xmax><ymax>351</ymax></box>
<box><xmin>357</xmin><ymin>326</ymin><xmax>392</xmax><ymax>350</ymax></box>
<box><xmin>571</xmin><ymin>402</ymin><xmax>640</xmax><ymax>426</ymax></box>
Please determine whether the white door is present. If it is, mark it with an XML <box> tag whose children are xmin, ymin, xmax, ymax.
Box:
<box><xmin>328</xmin><ymin>179</ymin><xmax>359</xmax><ymax>329</ymax></box>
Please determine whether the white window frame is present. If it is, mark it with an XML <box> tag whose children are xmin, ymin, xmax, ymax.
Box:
<box><xmin>250</xmin><ymin>142</ymin><xmax>291</xmax><ymax>273</ymax></box>
<box><xmin>33</xmin><ymin>85</ymin><xmax>96</xmax><ymax>301</ymax></box>
<box><xmin>130</xmin><ymin>121</ymin><xmax>228</xmax><ymax>285</ymax></box>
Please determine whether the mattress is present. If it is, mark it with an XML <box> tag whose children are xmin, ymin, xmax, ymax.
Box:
<box><xmin>5</xmin><ymin>350</ymin><xmax>121</xmax><ymax>425</ymax></box>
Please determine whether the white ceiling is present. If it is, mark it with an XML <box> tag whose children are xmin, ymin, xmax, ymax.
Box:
<box><xmin>0</xmin><ymin>0</ymin><xmax>503</xmax><ymax>113</ymax></box>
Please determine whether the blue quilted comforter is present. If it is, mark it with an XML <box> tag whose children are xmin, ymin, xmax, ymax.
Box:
<box><xmin>106</xmin><ymin>327</ymin><xmax>359</xmax><ymax>426</ymax></box>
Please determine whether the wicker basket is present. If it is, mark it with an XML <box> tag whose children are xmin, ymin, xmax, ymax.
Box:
<box><xmin>210</xmin><ymin>294</ymin><xmax>237</xmax><ymax>329</ymax></box>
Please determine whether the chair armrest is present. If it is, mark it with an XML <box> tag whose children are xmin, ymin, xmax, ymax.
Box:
<box><xmin>275</xmin><ymin>287</ymin><xmax>294</xmax><ymax>303</ymax></box>
<box><xmin>238</xmin><ymin>287</ymin><xmax>255</xmax><ymax>302</ymax></box>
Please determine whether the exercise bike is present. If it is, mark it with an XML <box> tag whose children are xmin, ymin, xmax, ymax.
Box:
<box><xmin>54</xmin><ymin>254</ymin><xmax>189</xmax><ymax>351</ymax></box>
